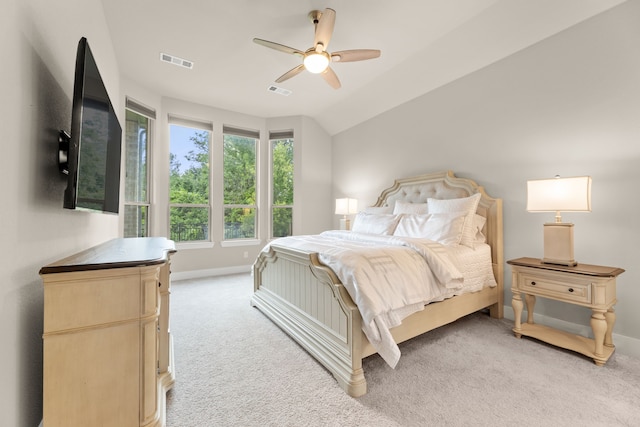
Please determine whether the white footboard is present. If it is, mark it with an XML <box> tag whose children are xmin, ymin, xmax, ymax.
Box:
<box><xmin>251</xmin><ymin>244</ymin><xmax>368</xmax><ymax>397</ymax></box>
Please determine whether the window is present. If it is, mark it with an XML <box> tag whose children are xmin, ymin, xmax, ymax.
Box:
<box><xmin>270</xmin><ymin>131</ymin><xmax>294</xmax><ymax>238</ymax></box>
<box><xmin>223</xmin><ymin>126</ymin><xmax>258</xmax><ymax>240</ymax></box>
<box><xmin>123</xmin><ymin>99</ymin><xmax>154</xmax><ymax>237</ymax></box>
<box><xmin>169</xmin><ymin>117</ymin><xmax>212</xmax><ymax>242</ymax></box>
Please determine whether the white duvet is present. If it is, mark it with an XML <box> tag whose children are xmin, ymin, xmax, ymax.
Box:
<box><xmin>265</xmin><ymin>230</ymin><xmax>495</xmax><ymax>368</ymax></box>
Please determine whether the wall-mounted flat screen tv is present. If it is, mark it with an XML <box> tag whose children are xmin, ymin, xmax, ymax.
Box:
<box><xmin>59</xmin><ymin>37</ymin><xmax>122</xmax><ymax>214</ymax></box>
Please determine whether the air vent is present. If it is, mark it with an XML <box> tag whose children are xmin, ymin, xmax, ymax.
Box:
<box><xmin>159</xmin><ymin>52</ymin><xmax>194</xmax><ymax>70</ymax></box>
<box><xmin>267</xmin><ymin>85</ymin><xmax>292</xmax><ymax>96</ymax></box>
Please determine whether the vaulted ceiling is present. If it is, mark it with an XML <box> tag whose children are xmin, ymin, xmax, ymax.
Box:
<box><xmin>102</xmin><ymin>0</ymin><xmax>625</xmax><ymax>135</ymax></box>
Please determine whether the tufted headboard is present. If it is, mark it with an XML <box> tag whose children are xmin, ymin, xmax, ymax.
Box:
<box><xmin>373</xmin><ymin>170</ymin><xmax>504</xmax><ymax>291</ymax></box>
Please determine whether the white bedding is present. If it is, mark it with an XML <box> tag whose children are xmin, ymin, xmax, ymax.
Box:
<box><xmin>448</xmin><ymin>243</ymin><xmax>497</xmax><ymax>293</ymax></box>
<box><xmin>265</xmin><ymin>230</ymin><xmax>496</xmax><ymax>368</ymax></box>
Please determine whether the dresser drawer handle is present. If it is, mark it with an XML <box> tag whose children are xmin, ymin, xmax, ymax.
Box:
<box><xmin>530</xmin><ymin>281</ymin><xmax>536</xmax><ymax>286</ymax></box>
<box><xmin>568</xmin><ymin>288</ymin><xmax>574</xmax><ymax>293</ymax></box>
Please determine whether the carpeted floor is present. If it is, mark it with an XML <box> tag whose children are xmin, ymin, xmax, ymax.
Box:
<box><xmin>166</xmin><ymin>274</ymin><xmax>640</xmax><ymax>427</ymax></box>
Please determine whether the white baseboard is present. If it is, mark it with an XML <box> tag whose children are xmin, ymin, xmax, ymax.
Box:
<box><xmin>503</xmin><ymin>305</ymin><xmax>640</xmax><ymax>360</ymax></box>
<box><xmin>171</xmin><ymin>264</ymin><xmax>252</xmax><ymax>281</ymax></box>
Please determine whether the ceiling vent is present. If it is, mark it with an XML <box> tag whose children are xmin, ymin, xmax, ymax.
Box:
<box><xmin>267</xmin><ymin>85</ymin><xmax>292</xmax><ymax>96</ymax></box>
<box><xmin>160</xmin><ymin>53</ymin><xmax>194</xmax><ymax>70</ymax></box>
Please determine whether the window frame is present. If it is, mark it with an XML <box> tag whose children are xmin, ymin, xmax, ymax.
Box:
<box><xmin>221</xmin><ymin>125</ymin><xmax>260</xmax><ymax>243</ymax></box>
<box><xmin>168</xmin><ymin>115</ymin><xmax>213</xmax><ymax>245</ymax></box>
<box><xmin>123</xmin><ymin>98</ymin><xmax>154</xmax><ymax>238</ymax></box>
<box><xmin>269</xmin><ymin>130</ymin><xmax>294</xmax><ymax>239</ymax></box>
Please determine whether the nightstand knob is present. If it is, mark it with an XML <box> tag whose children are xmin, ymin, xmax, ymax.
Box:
<box><xmin>568</xmin><ymin>288</ymin><xmax>574</xmax><ymax>293</ymax></box>
<box><xmin>530</xmin><ymin>281</ymin><xmax>536</xmax><ymax>286</ymax></box>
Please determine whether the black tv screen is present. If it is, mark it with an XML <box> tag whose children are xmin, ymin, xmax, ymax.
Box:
<box><xmin>62</xmin><ymin>37</ymin><xmax>122</xmax><ymax>214</ymax></box>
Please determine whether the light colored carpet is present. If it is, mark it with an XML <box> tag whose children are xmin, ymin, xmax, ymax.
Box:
<box><xmin>166</xmin><ymin>274</ymin><xmax>640</xmax><ymax>427</ymax></box>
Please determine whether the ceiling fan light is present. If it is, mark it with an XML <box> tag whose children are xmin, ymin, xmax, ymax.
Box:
<box><xmin>303</xmin><ymin>53</ymin><xmax>329</xmax><ymax>73</ymax></box>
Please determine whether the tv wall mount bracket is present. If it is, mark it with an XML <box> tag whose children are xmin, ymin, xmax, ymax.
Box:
<box><xmin>58</xmin><ymin>130</ymin><xmax>70</xmax><ymax>175</ymax></box>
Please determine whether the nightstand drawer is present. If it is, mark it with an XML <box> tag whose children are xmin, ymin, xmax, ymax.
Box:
<box><xmin>519</xmin><ymin>273</ymin><xmax>591</xmax><ymax>304</ymax></box>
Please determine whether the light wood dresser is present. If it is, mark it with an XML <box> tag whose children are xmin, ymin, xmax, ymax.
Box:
<box><xmin>508</xmin><ymin>257</ymin><xmax>624</xmax><ymax>366</ymax></box>
<box><xmin>40</xmin><ymin>237</ymin><xmax>176</xmax><ymax>427</ymax></box>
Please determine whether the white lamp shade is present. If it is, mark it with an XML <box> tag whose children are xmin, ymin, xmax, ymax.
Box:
<box><xmin>527</xmin><ymin>176</ymin><xmax>592</xmax><ymax>212</ymax></box>
<box><xmin>335</xmin><ymin>198</ymin><xmax>358</xmax><ymax>215</ymax></box>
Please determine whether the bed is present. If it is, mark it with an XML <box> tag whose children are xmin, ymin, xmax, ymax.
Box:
<box><xmin>251</xmin><ymin>170</ymin><xmax>503</xmax><ymax>397</ymax></box>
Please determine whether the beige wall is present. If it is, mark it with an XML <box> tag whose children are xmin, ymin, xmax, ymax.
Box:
<box><xmin>2</xmin><ymin>1</ymin><xmax>122</xmax><ymax>425</ymax></box>
<box><xmin>332</xmin><ymin>1</ymin><xmax>640</xmax><ymax>350</ymax></box>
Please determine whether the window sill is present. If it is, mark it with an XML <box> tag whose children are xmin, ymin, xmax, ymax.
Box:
<box><xmin>220</xmin><ymin>239</ymin><xmax>262</xmax><ymax>248</ymax></box>
<box><xmin>175</xmin><ymin>241</ymin><xmax>215</xmax><ymax>250</ymax></box>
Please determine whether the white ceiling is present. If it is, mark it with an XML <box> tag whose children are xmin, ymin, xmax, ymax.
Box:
<box><xmin>101</xmin><ymin>0</ymin><xmax>625</xmax><ymax>135</ymax></box>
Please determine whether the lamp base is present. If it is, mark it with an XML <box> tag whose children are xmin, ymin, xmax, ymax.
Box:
<box><xmin>542</xmin><ymin>222</ymin><xmax>577</xmax><ymax>266</ymax></box>
<box><xmin>339</xmin><ymin>218</ymin><xmax>351</xmax><ymax>231</ymax></box>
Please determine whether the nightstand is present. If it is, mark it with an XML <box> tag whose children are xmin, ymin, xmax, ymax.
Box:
<box><xmin>507</xmin><ymin>257</ymin><xmax>624</xmax><ymax>366</ymax></box>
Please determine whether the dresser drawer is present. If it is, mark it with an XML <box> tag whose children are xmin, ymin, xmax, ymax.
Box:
<box><xmin>519</xmin><ymin>273</ymin><xmax>591</xmax><ymax>304</ymax></box>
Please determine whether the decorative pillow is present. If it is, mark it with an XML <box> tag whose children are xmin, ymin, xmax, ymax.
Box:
<box><xmin>394</xmin><ymin>213</ymin><xmax>466</xmax><ymax>246</ymax></box>
<box><xmin>351</xmin><ymin>213</ymin><xmax>401</xmax><ymax>235</ymax></box>
<box><xmin>392</xmin><ymin>201</ymin><xmax>428</xmax><ymax>215</ymax></box>
<box><xmin>473</xmin><ymin>214</ymin><xmax>487</xmax><ymax>244</ymax></box>
<box><xmin>427</xmin><ymin>193</ymin><xmax>481</xmax><ymax>248</ymax></box>
<box><xmin>364</xmin><ymin>206</ymin><xmax>393</xmax><ymax>215</ymax></box>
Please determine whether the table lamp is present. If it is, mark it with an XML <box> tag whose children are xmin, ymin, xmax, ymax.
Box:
<box><xmin>335</xmin><ymin>198</ymin><xmax>358</xmax><ymax>230</ymax></box>
<box><xmin>527</xmin><ymin>175</ymin><xmax>591</xmax><ymax>266</ymax></box>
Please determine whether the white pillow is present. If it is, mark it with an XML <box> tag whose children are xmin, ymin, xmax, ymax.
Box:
<box><xmin>393</xmin><ymin>201</ymin><xmax>428</xmax><ymax>215</ymax></box>
<box><xmin>364</xmin><ymin>206</ymin><xmax>393</xmax><ymax>214</ymax></box>
<box><xmin>427</xmin><ymin>193</ymin><xmax>481</xmax><ymax>248</ymax></box>
<box><xmin>394</xmin><ymin>213</ymin><xmax>467</xmax><ymax>246</ymax></box>
<box><xmin>351</xmin><ymin>213</ymin><xmax>401</xmax><ymax>235</ymax></box>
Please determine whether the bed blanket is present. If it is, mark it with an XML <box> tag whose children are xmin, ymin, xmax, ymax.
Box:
<box><xmin>265</xmin><ymin>230</ymin><xmax>465</xmax><ymax>368</ymax></box>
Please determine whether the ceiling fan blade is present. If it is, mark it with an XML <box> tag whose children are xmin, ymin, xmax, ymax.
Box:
<box><xmin>313</xmin><ymin>8</ymin><xmax>336</xmax><ymax>52</ymax></box>
<box><xmin>321</xmin><ymin>66</ymin><xmax>341</xmax><ymax>89</ymax></box>
<box><xmin>331</xmin><ymin>49</ymin><xmax>381</xmax><ymax>63</ymax></box>
<box><xmin>253</xmin><ymin>38</ymin><xmax>304</xmax><ymax>58</ymax></box>
<box><xmin>275</xmin><ymin>64</ymin><xmax>305</xmax><ymax>83</ymax></box>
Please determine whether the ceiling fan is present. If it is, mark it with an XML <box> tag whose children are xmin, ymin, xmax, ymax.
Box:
<box><xmin>253</xmin><ymin>8</ymin><xmax>381</xmax><ymax>89</ymax></box>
